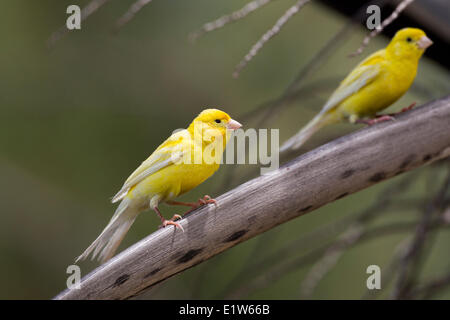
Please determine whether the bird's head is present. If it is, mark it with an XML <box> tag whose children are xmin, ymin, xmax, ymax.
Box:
<box><xmin>188</xmin><ymin>108</ymin><xmax>242</xmax><ymax>142</ymax></box>
<box><xmin>387</xmin><ymin>28</ymin><xmax>432</xmax><ymax>61</ymax></box>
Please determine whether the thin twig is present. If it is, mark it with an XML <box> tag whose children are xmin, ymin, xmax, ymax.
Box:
<box><xmin>47</xmin><ymin>0</ymin><xmax>112</xmax><ymax>48</ymax></box>
<box><xmin>362</xmin><ymin>166</ymin><xmax>450</xmax><ymax>300</ymax></box>
<box><xmin>297</xmin><ymin>171</ymin><xmax>420</xmax><ymax>298</ymax></box>
<box><xmin>189</xmin><ymin>0</ymin><xmax>274</xmax><ymax>42</ymax></box>
<box><xmin>114</xmin><ymin>0</ymin><xmax>155</xmax><ymax>31</ymax></box>
<box><xmin>229</xmin><ymin>220</ymin><xmax>448</xmax><ymax>299</ymax></box>
<box><xmin>349</xmin><ymin>0</ymin><xmax>415</xmax><ymax>57</ymax></box>
<box><xmin>443</xmin><ymin>206</ymin><xmax>450</xmax><ymax>224</ymax></box>
<box><xmin>410</xmin><ymin>271</ymin><xmax>450</xmax><ymax>299</ymax></box>
<box><xmin>362</xmin><ymin>237</ymin><xmax>412</xmax><ymax>299</ymax></box>
<box><xmin>391</xmin><ymin>164</ymin><xmax>450</xmax><ymax>299</ymax></box>
<box><xmin>219</xmin><ymin>212</ymin><xmax>352</xmax><ymax>298</ymax></box>
<box><xmin>299</xmin><ymin>224</ymin><xmax>364</xmax><ymax>298</ymax></box>
<box><xmin>233</xmin><ymin>0</ymin><xmax>311</xmax><ymax>78</ymax></box>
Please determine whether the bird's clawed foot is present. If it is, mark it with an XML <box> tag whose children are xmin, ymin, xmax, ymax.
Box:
<box><xmin>169</xmin><ymin>214</ymin><xmax>182</xmax><ymax>222</ymax></box>
<box><xmin>159</xmin><ymin>215</ymin><xmax>184</xmax><ymax>232</ymax></box>
<box><xmin>196</xmin><ymin>195</ymin><xmax>217</xmax><ymax>207</ymax></box>
<box><xmin>181</xmin><ymin>195</ymin><xmax>218</xmax><ymax>216</ymax></box>
<box><xmin>154</xmin><ymin>206</ymin><xmax>184</xmax><ymax>232</ymax></box>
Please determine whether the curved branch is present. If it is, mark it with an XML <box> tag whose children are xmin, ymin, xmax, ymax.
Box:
<box><xmin>55</xmin><ymin>96</ymin><xmax>450</xmax><ymax>299</ymax></box>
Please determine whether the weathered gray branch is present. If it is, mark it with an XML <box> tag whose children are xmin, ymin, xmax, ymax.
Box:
<box><xmin>55</xmin><ymin>96</ymin><xmax>450</xmax><ymax>300</ymax></box>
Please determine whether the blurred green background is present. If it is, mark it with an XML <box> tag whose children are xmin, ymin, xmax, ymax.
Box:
<box><xmin>0</xmin><ymin>0</ymin><xmax>449</xmax><ymax>299</ymax></box>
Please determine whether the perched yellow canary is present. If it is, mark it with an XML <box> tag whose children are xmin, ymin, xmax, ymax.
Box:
<box><xmin>76</xmin><ymin>109</ymin><xmax>242</xmax><ymax>263</ymax></box>
<box><xmin>280</xmin><ymin>28</ymin><xmax>432</xmax><ymax>152</ymax></box>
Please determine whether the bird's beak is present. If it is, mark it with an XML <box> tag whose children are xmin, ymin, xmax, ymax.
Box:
<box><xmin>227</xmin><ymin>119</ymin><xmax>242</xmax><ymax>130</ymax></box>
<box><xmin>417</xmin><ymin>36</ymin><xmax>433</xmax><ymax>49</ymax></box>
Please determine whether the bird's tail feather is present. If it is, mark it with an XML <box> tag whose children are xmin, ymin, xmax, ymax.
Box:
<box><xmin>75</xmin><ymin>199</ymin><xmax>138</xmax><ymax>264</ymax></box>
<box><xmin>280</xmin><ymin>112</ymin><xmax>335</xmax><ymax>152</ymax></box>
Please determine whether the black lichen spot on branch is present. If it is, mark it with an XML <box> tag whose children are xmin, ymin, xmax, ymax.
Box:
<box><xmin>399</xmin><ymin>154</ymin><xmax>416</xmax><ymax>169</ymax></box>
<box><xmin>177</xmin><ymin>248</ymin><xmax>204</xmax><ymax>264</ymax></box>
<box><xmin>113</xmin><ymin>274</ymin><xmax>130</xmax><ymax>287</ymax></box>
<box><xmin>340</xmin><ymin>169</ymin><xmax>355</xmax><ymax>179</ymax></box>
<box><xmin>335</xmin><ymin>192</ymin><xmax>349</xmax><ymax>200</ymax></box>
<box><xmin>144</xmin><ymin>268</ymin><xmax>162</xmax><ymax>279</ymax></box>
<box><xmin>247</xmin><ymin>215</ymin><xmax>258</xmax><ymax>224</ymax></box>
<box><xmin>369</xmin><ymin>172</ymin><xmax>387</xmax><ymax>183</ymax></box>
<box><xmin>423</xmin><ymin>150</ymin><xmax>443</xmax><ymax>162</ymax></box>
<box><xmin>395</xmin><ymin>170</ymin><xmax>405</xmax><ymax>176</ymax></box>
<box><xmin>298</xmin><ymin>205</ymin><xmax>312</xmax><ymax>213</ymax></box>
<box><xmin>224</xmin><ymin>230</ymin><xmax>249</xmax><ymax>243</ymax></box>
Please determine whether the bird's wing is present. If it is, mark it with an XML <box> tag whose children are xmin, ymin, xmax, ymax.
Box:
<box><xmin>111</xmin><ymin>130</ymin><xmax>192</xmax><ymax>203</ymax></box>
<box><xmin>320</xmin><ymin>50</ymin><xmax>384</xmax><ymax>115</ymax></box>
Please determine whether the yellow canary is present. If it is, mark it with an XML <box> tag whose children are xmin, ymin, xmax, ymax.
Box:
<box><xmin>280</xmin><ymin>28</ymin><xmax>432</xmax><ymax>152</ymax></box>
<box><xmin>77</xmin><ymin>109</ymin><xmax>242</xmax><ymax>263</ymax></box>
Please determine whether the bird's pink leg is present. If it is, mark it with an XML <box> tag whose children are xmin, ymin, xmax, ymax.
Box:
<box><xmin>167</xmin><ymin>195</ymin><xmax>217</xmax><ymax>216</ymax></box>
<box><xmin>355</xmin><ymin>115</ymin><xmax>395</xmax><ymax>126</ymax></box>
<box><xmin>154</xmin><ymin>206</ymin><xmax>184</xmax><ymax>232</ymax></box>
<box><xmin>387</xmin><ymin>102</ymin><xmax>416</xmax><ymax>116</ymax></box>
<box><xmin>356</xmin><ymin>102</ymin><xmax>416</xmax><ymax>126</ymax></box>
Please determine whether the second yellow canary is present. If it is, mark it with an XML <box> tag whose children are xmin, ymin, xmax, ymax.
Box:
<box><xmin>280</xmin><ymin>28</ymin><xmax>432</xmax><ymax>152</ymax></box>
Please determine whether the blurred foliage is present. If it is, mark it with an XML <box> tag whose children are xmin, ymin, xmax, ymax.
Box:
<box><xmin>0</xmin><ymin>0</ymin><xmax>449</xmax><ymax>299</ymax></box>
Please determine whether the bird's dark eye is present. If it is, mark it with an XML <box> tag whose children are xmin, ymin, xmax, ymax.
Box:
<box><xmin>215</xmin><ymin>119</ymin><xmax>221</xmax><ymax>123</ymax></box>
<box><xmin>406</xmin><ymin>37</ymin><xmax>412</xmax><ymax>42</ymax></box>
